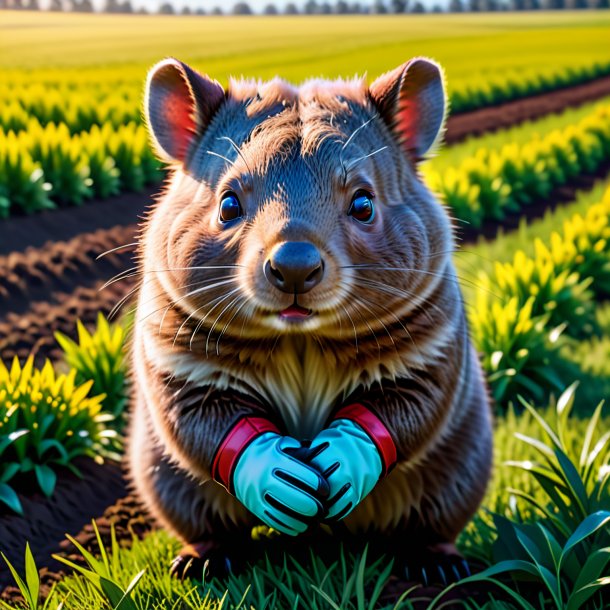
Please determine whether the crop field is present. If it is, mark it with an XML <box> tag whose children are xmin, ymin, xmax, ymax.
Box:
<box><xmin>1</xmin><ymin>8</ymin><xmax>610</xmax><ymax>610</ymax></box>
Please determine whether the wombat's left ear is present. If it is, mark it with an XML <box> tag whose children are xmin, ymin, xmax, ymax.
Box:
<box><xmin>145</xmin><ymin>58</ymin><xmax>225</xmax><ymax>164</ymax></box>
<box><xmin>369</xmin><ymin>58</ymin><xmax>446</xmax><ymax>162</ymax></box>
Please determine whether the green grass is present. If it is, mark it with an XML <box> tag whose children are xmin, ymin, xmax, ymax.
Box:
<box><xmin>2</xmin><ymin>390</ymin><xmax>606</xmax><ymax>610</ymax></box>
<box><xmin>1</xmin><ymin>11</ymin><xmax>609</xmax><ymax>89</ymax></box>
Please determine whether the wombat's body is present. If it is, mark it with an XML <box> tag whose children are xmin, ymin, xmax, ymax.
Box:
<box><xmin>128</xmin><ymin>57</ymin><xmax>493</xmax><ymax>580</ymax></box>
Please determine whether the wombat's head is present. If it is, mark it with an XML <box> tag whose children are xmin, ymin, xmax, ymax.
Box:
<box><xmin>143</xmin><ymin>58</ymin><xmax>451</xmax><ymax>349</ymax></box>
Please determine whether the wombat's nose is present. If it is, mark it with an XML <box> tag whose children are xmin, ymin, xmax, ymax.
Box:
<box><xmin>265</xmin><ymin>242</ymin><xmax>324</xmax><ymax>294</ymax></box>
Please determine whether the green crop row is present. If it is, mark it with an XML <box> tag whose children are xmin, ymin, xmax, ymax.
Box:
<box><xmin>0</xmin><ymin>120</ymin><xmax>162</xmax><ymax>218</ymax></box>
<box><xmin>450</xmin><ymin>60</ymin><xmax>610</xmax><ymax>114</ymax></box>
<box><xmin>471</xmin><ymin>186</ymin><xmax>610</xmax><ymax>409</ymax></box>
<box><xmin>0</xmin><ymin>315</ymin><xmax>128</xmax><ymax>515</ymax></box>
<box><xmin>0</xmin><ymin>358</ymin><xmax>118</xmax><ymax>515</ymax></box>
<box><xmin>425</xmin><ymin>104</ymin><xmax>610</xmax><ymax>229</ymax></box>
<box><xmin>0</xmin><ymin>85</ymin><xmax>141</xmax><ymax>134</ymax></box>
<box><xmin>1</xmin><ymin>62</ymin><xmax>610</xmax><ymax>135</ymax></box>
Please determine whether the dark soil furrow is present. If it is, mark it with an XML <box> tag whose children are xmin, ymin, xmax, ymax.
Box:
<box><xmin>445</xmin><ymin>74</ymin><xmax>610</xmax><ymax>144</ymax></box>
<box><xmin>0</xmin><ymin>279</ymin><xmax>136</xmax><ymax>366</ymax></box>
<box><xmin>457</xmin><ymin>161</ymin><xmax>610</xmax><ymax>244</ymax></box>
<box><xmin>0</xmin><ymin>458</ymin><xmax>130</xmax><ymax>594</ymax></box>
<box><xmin>0</xmin><ymin>188</ymin><xmax>155</xmax><ymax>256</ymax></box>
<box><xmin>0</xmin><ymin>225</ymin><xmax>138</xmax><ymax>319</ymax></box>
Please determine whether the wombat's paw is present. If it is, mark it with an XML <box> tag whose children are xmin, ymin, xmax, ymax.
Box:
<box><xmin>399</xmin><ymin>543</ymin><xmax>473</xmax><ymax>587</ymax></box>
<box><xmin>170</xmin><ymin>540</ymin><xmax>233</xmax><ymax>581</ymax></box>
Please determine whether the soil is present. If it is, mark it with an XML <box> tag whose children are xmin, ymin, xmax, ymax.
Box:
<box><xmin>0</xmin><ymin>224</ymin><xmax>137</xmax><ymax>318</ymax></box>
<box><xmin>0</xmin><ymin>458</ymin><xmax>129</xmax><ymax>593</ymax></box>
<box><xmin>0</xmin><ymin>278</ymin><xmax>137</xmax><ymax>366</ymax></box>
<box><xmin>0</xmin><ymin>187</ymin><xmax>157</xmax><ymax>256</ymax></box>
<box><xmin>457</xmin><ymin>161</ymin><xmax>610</xmax><ymax>243</ymax></box>
<box><xmin>445</xmin><ymin>74</ymin><xmax>610</xmax><ymax>144</ymax></box>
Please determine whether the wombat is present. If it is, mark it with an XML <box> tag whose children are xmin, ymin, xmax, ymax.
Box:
<box><xmin>128</xmin><ymin>56</ymin><xmax>493</xmax><ymax>584</ymax></box>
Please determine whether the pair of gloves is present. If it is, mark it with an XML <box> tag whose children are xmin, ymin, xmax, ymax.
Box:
<box><xmin>212</xmin><ymin>407</ymin><xmax>397</xmax><ymax>536</ymax></box>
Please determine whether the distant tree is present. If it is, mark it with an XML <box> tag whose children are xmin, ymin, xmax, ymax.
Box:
<box><xmin>136</xmin><ymin>5</ymin><xmax>148</xmax><ymax>12</ymax></box>
<box><xmin>390</xmin><ymin>0</ymin><xmax>408</xmax><ymax>11</ymax></box>
<box><xmin>448</xmin><ymin>0</ymin><xmax>463</xmax><ymax>9</ymax></box>
<box><xmin>285</xmin><ymin>2</ymin><xmax>299</xmax><ymax>12</ymax></box>
<box><xmin>432</xmin><ymin>3</ymin><xmax>443</xmax><ymax>10</ymax></box>
<box><xmin>411</xmin><ymin>1</ymin><xmax>425</xmax><ymax>10</ymax></box>
<box><xmin>0</xmin><ymin>0</ymin><xmax>7</xmax><ymax>8</ymax></box>
<box><xmin>194</xmin><ymin>7</ymin><xmax>205</xmax><ymax>13</ymax></box>
<box><xmin>70</xmin><ymin>0</ymin><xmax>94</xmax><ymax>10</ymax></box>
<box><xmin>335</xmin><ymin>0</ymin><xmax>349</xmax><ymax>11</ymax></box>
<box><xmin>181</xmin><ymin>5</ymin><xmax>192</xmax><ymax>13</ymax></box>
<box><xmin>211</xmin><ymin>5</ymin><xmax>223</xmax><ymax>13</ymax></box>
<box><xmin>49</xmin><ymin>0</ymin><xmax>63</xmax><ymax>9</ymax></box>
<box><xmin>318</xmin><ymin>1</ymin><xmax>332</xmax><ymax>11</ymax></box>
<box><xmin>121</xmin><ymin>0</ymin><xmax>133</xmax><ymax>12</ymax></box>
<box><xmin>371</xmin><ymin>0</ymin><xmax>387</xmax><ymax>11</ymax></box>
<box><xmin>304</xmin><ymin>0</ymin><xmax>318</xmax><ymax>11</ymax></box>
<box><xmin>232</xmin><ymin>1</ymin><xmax>252</xmax><ymax>13</ymax></box>
<box><xmin>28</xmin><ymin>0</ymin><xmax>40</xmax><ymax>8</ymax></box>
<box><xmin>264</xmin><ymin>2</ymin><xmax>278</xmax><ymax>12</ymax></box>
<box><xmin>350</xmin><ymin>2</ymin><xmax>363</xmax><ymax>11</ymax></box>
<box><xmin>158</xmin><ymin>1</ymin><xmax>175</xmax><ymax>13</ymax></box>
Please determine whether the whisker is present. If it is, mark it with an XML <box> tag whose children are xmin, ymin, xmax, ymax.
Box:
<box><xmin>205</xmin><ymin>293</ymin><xmax>243</xmax><ymax>357</ymax></box>
<box><xmin>161</xmin><ymin>276</ymin><xmax>238</xmax><ymax>336</ymax></box>
<box><xmin>206</xmin><ymin>150</ymin><xmax>236</xmax><ymax>167</ymax></box>
<box><xmin>353</xmin><ymin>277</ymin><xmax>452</xmax><ymax>325</ymax></box>
<box><xmin>340</xmin><ymin>264</ymin><xmax>501</xmax><ymax>300</ymax></box>
<box><xmin>340</xmin><ymin>303</ymin><xmax>359</xmax><ymax>356</ymax></box>
<box><xmin>218</xmin><ymin>136</ymin><xmax>254</xmax><ymax>179</ymax></box>
<box><xmin>345</xmin><ymin>146</ymin><xmax>387</xmax><ymax>172</ymax></box>
<box><xmin>188</xmin><ymin>287</ymin><xmax>242</xmax><ymax>351</ymax></box>
<box><xmin>96</xmin><ymin>242</ymin><xmax>138</xmax><ymax>260</ymax></box>
<box><xmin>167</xmin><ymin>280</ymin><xmax>239</xmax><ymax>344</ymax></box>
<box><xmin>215</xmin><ymin>296</ymin><xmax>248</xmax><ymax>356</ymax></box>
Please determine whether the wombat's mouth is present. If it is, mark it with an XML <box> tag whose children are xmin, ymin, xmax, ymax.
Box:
<box><xmin>278</xmin><ymin>304</ymin><xmax>314</xmax><ymax>322</ymax></box>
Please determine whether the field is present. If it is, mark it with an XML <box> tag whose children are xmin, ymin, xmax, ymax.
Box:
<box><xmin>1</xmin><ymin>9</ymin><xmax>610</xmax><ymax>610</ymax></box>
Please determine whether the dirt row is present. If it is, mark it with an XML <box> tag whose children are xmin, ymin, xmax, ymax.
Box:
<box><xmin>0</xmin><ymin>279</ymin><xmax>136</xmax><ymax>366</ymax></box>
<box><xmin>445</xmin><ymin>73</ymin><xmax>610</xmax><ymax>144</ymax></box>
<box><xmin>0</xmin><ymin>225</ymin><xmax>137</xmax><ymax>319</ymax></box>
<box><xmin>0</xmin><ymin>458</ymin><xmax>133</xmax><ymax>593</ymax></box>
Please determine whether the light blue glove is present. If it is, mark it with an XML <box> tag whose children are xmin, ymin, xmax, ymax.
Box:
<box><xmin>307</xmin><ymin>419</ymin><xmax>382</xmax><ymax>521</ymax></box>
<box><xmin>233</xmin><ymin>432</ymin><xmax>329</xmax><ymax>536</ymax></box>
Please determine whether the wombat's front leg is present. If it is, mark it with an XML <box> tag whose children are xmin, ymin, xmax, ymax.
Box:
<box><xmin>136</xmin><ymin>373</ymin><xmax>329</xmax><ymax>576</ymax></box>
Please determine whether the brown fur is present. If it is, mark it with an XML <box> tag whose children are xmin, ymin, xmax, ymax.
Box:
<box><xmin>128</xmin><ymin>57</ymin><xmax>492</xmax><ymax>564</ymax></box>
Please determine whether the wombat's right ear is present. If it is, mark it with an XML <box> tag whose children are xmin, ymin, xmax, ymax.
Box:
<box><xmin>145</xmin><ymin>58</ymin><xmax>225</xmax><ymax>164</ymax></box>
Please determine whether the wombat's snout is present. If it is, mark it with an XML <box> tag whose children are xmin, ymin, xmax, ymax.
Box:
<box><xmin>264</xmin><ymin>241</ymin><xmax>324</xmax><ymax>294</ymax></box>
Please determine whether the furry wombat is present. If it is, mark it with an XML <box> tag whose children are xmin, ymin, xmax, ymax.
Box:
<box><xmin>128</xmin><ymin>56</ymin><xmax>493</xmax><ymax>583</ymax></box>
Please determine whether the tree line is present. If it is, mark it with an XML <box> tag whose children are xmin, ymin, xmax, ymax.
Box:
<box><xmin>1</xmin><ymin>0</ymin><xmax>607</xmax><ymax>14</ymax></box>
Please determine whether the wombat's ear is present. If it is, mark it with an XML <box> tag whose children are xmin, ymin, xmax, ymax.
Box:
<box><xmin>369</xmin><ymin>58</ymin><xmax>446</xmax><ymax>162</ymax></box>
<box><xmin>145</xmin><ymin>58</ymin><xmax>225</xmax><ymax>164</ymax></box>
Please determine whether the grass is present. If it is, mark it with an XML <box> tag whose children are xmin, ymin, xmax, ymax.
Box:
<box><xmin>1</xmin><ymin>387</ymin><xmax>606</xmax><ymax>610</ymax></box>
<box><xmin>1</xmin><ymin>11</ymin><xmax>609</xmax><ymax>89</ymax></box>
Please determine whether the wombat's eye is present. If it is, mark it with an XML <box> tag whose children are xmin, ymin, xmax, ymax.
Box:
<box><xmin>219</xmin><ymin>192</ymin><xmax>242</xmax><ymax>223</ymax></box>
<box><xmin>348</xmin><ymin>190</ymin><xmax>375</xmax><ymax>224</ymax></box>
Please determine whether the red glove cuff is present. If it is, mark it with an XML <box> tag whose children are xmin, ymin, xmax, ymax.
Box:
<box><xmin>333</xmin><ymin>403</ymin><xmax>398</xmax><ymax>477</ymax></box>
<box><xmin>211</xmin><ymin>417</ymin><xmax>280</xmax><ymax>493</ymax></box>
